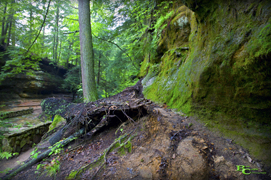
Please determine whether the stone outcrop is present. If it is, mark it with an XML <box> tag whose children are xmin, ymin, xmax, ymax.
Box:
<box><xmin>0</xmin><ymin>58</ymin><xmax>68</xmax><ymax>100</ymax></box>
<box><xmin>140</xmin><ymin>0</ymin><xmax>271</xmax><ymax>166</ymax></box>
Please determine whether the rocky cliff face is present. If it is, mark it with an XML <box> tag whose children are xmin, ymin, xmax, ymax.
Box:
<box><xmin>0</xmin><ymin>58</ymin><xmax>68</xmax><ymax>100</ymax></box>
<box><xmin>141</xmin><ymin>0</ymin><xmax>271</xmax><ymax>124</ymax></box>
<box><xmin>140</xmin><ymin>0</ymin><xmax>271</xmax><ymax>164</ymax></box>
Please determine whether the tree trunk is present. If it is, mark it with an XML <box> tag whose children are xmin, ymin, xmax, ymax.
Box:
<box><xmin>58</xmin><ymin>39</ymin><xmax>62</xmax><ymax>62</ymax></box>
<box><xmin>29</xmin><ymin>0</ymin><xmax>33</xmax><ymax>44</ymax></box>
<box><xmin>97</xmin><ymin>52</ymin><xmax>101</xmax><ymax>86</ymax></box>
<box><xmin>66</xmin><ymin>42</ymin><xmax>72</xmax><ymax>68</ymax></box>
<box><xmin>78</xmin><ymin>0</ymin><xmax>98</xmax><ymax>102</ymax></box>
<box><xmin>53</xmin><ymin>33</ymin><xmax>55</xmax><ymax>60</ymax></box>
<box><xmin>1</xmin><ymin>2</ymin><xmax>8</xmax><ymax>46</ymax></box>
<box><xmin>42</xmin><ymin>1</ymin><xmax>46</xmax><ymax>50</ymax></box>
<box><xmin>55</xmin><ymin>0</ymin><xmax>59</xmax><ymax>63</ymax></box>
<box><xmin>7</xmin><ymin>0</ymin><xmax>15</xmax><ymax>47</ymax></box>
<box><xmin>76</xmin><ymin>51</ymin><xmax>79</xmax><ymax>66</ymax></box>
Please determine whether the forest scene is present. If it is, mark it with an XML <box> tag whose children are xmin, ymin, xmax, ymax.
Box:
<box><xmin>0</xmin><ymin>0</ymin><xmax>270</xmax><ymax>179</ymax></box>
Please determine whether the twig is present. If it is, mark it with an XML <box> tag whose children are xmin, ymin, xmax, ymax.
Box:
<box><xmin>60</xmin><ymin>16</ymin><xmax>78</xmax><ymax>21</ymax></box>
<box><xmin>121</xmin><ymin>109</ymin><xmax>135</xmax><ymax>124</ymax></box>
<box><xmin>63</xmin><ymin>30</ymin><xmax>79</xmax><ymax>34</ymax></box>
<box><xmin>73</xmin><ymin>129</ymin><xmax>135</xmax><ymax>179</ymax></box>
<box><xmin>92</xmin><ymin>34</ymin><xmax>139</xmax><ymax>70</ymax></box>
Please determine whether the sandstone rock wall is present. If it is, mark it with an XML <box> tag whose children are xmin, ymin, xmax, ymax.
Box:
<box><xmin>141</xmin><ymin>0</ymin><xmax>271</xmax><ymax>124</ymax></box>
<box><xmin>140</xmin><ymin>0</ymin><xmax>271</xmax><ymax>165</ymax></box>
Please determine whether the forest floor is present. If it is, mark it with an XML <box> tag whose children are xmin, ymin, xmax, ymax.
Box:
<box><xmin>0</xmin><ymin>89</ymin><xmax>270</xmax><ymax>180</ymax></box>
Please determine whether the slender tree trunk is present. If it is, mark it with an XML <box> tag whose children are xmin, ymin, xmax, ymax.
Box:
<box><xmin>1</xmin><ymin>2</ymin><xmax>8</xmax><ymax>46</ymax></box>
<box><xmin>55</xmin><ymin>0</ymin><xmax>59</xmax><ymax>63</ymax></box>
<box><xmin>4</xmin><ymin>21</ymin><xmax>9</xmax><ymax>48</ymax></box>
<box><xmin>7</xmin><ymin>21</ymin><xmax>12</xmax><ymax>47</ymax></box>
<box><xmin>76</xmin><ymin>51</ymin><xmax>79</xmax><ymax>66</ymax></box>
<box><xmin>43</xmin><ymin>26</ymin><xmax>45</xmax><ymax>48</ymax></box>
<box><xmin>42</xmin><ymin>2</ymin><xmax>46</xmax><ymax>50</ymax></box>
<box><xmin>52</xmin><ymin>33</ymin><xmax>55</xmax><ymax>60</ymax></box>
<box><xmin>7</xmin><ymin>0</ymin><xmax>15</xmax><ymax>47</ymax></box>
<box><xmin>29</xmin><ymin>0</ymin><xmax>33</xmax><ymax>44</ymax></box>
<box><xmin>97</xmin><ymin>53</ymin><xmax>101</xmax><ymax>86</ymax></box>
<box><xmin>58</xmin><ymin>39</ymin><xmax>62</xmax><ymax>63</ymax></box>
<box><xmin>78</xmin><ymin>0</ymin><xmax>98</xmax><ymax>102</ymax></box>
<box><xmin>12</xmin><ymin>17</ymin><xmax>15</xmax><ymax>46</ymax></box>
<box><xmin>66</xmin><ymin>42</ymin><xmax>72</xmax><ymax>68</ymax></box>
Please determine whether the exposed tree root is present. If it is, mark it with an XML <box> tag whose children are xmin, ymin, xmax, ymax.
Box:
<box><xmin>69</xmin><ymin>128</ymin><xmax>136</xmax><ymax>179</ymax></box>
<box><xmin>4</xmin><ymin>80</ymin><xmax>147</xmax><ymax>179</ymax></box>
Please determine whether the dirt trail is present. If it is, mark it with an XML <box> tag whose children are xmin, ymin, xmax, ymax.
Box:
<box><xmin>0</xmin><ymin>148</ymin><xmax>33</xmax><ymax>178</ymax></box>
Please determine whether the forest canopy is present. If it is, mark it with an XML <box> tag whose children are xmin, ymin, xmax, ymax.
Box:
<box><xmin>0</xmin><ymin>0</ymin><xmax>172</xmax><ymax>100</ymax></box>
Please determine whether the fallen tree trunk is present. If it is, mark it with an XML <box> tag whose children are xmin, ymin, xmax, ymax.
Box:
<box><xmin>2</xmin><ymin>128</ymin><xmax>85</xmax><ymax>180</ymax></box>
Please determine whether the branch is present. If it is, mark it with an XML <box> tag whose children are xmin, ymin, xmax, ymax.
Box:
<box><xmin>70</xmin><ymin>5</ymin><xmax>78</xmax><ymax>9</ymax></box>
<box><xmin>61</xmin><ymin>16</ymin><xmax>78</xmax><ymax>21</ymax></box>
<box><xmin>63</xmin><ymin>30</ymin><xmax>79</xmax><ymax>34</ymax></box>
<box><xmin>92</xmin><ymin>34</ymin><xmax>139</xmax><ymax>70</ymax></box>
<box><xmin>25</xmin><ymin>0</ymin><xmax>51</xmax><ymax>55</ymax></box>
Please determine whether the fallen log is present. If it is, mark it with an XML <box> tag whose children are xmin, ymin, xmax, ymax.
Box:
<box><xmin>2</xmin><ymin>128</ymin><xmax>85</xmax><ymax>180</ymax></box>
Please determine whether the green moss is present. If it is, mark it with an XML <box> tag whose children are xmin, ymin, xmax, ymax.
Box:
<box><xmin>139</xmin><ymin>56</ymin><xmax>151</xmax><ymax>77</ymax></box>
<box><xmin>20</xmin><ymin>139</ymin><xmax>26</xmax><ymax>148</ymax></box>
<box><xmin>124</xmin><ymin>140</ymin><xmax>132</xmax><ymax>153</ymax></box>
<box><xmin>67</xmin><ymin>170</ymin><xmax>78</xmax><ymax>179</ymax></box>
<box><xmin>140</xmin><ymin>0</ymin><xmax>271</xmax><ymax>167</ymax></box>
<box><xmin>49</xmin><ymin>115</ymin><xmax>66</xmax><ymax>131</ymax></box>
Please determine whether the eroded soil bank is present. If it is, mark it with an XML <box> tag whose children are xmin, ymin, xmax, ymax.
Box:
<box><xmin>1</xmin><ymin>92</ymin><xmax>269</xmax><ymax>180</ymax></box>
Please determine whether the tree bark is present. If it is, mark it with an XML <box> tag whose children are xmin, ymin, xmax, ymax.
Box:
<box><xmin>78</xmin><ymin>0</ymin><xmax>98</xmax><ymax>102</ymax></box>
<box><xmin>29</xmin><ymin>0</ymin><xmax>33</xmax><ymax>44</ymax></box>
<box><xmin>55</xmin><ymin>0</ymin><xmax>59</xmax><ymax>62</ymax></box>
<box><xmin>7</xmin><ymin>0</ymin><xmax>15</xmax><ymax>47</ymax></box>
<box><xmin>1</xmin><ymin>2</ymin><xmax>8</xmax><ymax>46</ymax></box>
<box><xmin>97</xmin><ymin>52</ymin><xmax>101</xmax><ymax>86</ymax></box>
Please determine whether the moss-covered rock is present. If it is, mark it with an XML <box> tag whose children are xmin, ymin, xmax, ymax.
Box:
<box><xmin>141</xmin><ymin>0</ymin><xmax>271</xmax><ymax>165</ymax></box>
<box><xmin>49</xmin><ymin>114</ymin><xmax>66</xmax><ymax>131</ymax></box>
<box><xmin>142</xmin><ymin>0</ymin><xmax>271</xmax><ymax>122</ymax></box>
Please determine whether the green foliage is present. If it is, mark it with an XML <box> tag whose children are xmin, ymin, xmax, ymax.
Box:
<box><xmin>30</xmin><ymin>147</ymin><xmax>40</xmax><ymax>159</ymax></box>
<box><xmin>49</xmin><ymin>136</ymin><xmax>77</xmax><ymax>156</ymax></box>
<box><xmin>0</xmin><ymin>167</ymin><xmax>12</xmax><ymax>175</ymax></box>
<box><xmin>44</xmin><ymin>158</ymin><xmax>60</xmax><ymax>178</ymax></box>
<box><xmin>62</xmin><ymin>66</ymin><xmax>81</xmax><ymax>101</ymax></box>
<box><xmin>0</xmin><ymin>151</ymin><xmax>12</xmax><ymax>159</ymax></box>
